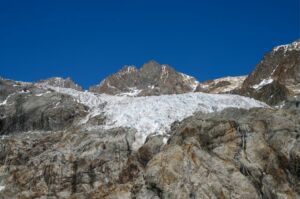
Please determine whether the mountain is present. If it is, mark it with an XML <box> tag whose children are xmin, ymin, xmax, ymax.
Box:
<box><xmin>89</xmin><ymin>60</ymin><xmax>199</xmax><ymax>96</ymax></box>
<box><xmin>0</xmin><ymin>40</ymin><xmax>299</xmax><ymax>198</ymax></box>
<box><xmin>238</xmin><ymin>40</ymin><xmax>300</xmax><ymax>105</ymax></box>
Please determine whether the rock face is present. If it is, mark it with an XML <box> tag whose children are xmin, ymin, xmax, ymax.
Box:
<box><xmin>152</xmin><ymin>106</ymin><xmax>300</xmax><ymax>199</ymax></box>
<box><xmin>0</xmin><ymin>79</ymin><xmax>87</xmax><ymax>135</ymax></box>
<box><xmin>239</xmin><ymin>40</ymin><xmax>300</xmax><ymax>105</ymax></box>
<box><xmin>0</xmin><ymin>78</ymin><xmax>33</xmax><ymax>102</ymax></box>
<box><xmin>196</xmin><ymin>76</ymin><xmax>246</xmax><ymax>94</ymax></box>
<box><xmin>0</xmin><ymin>128</ymin><xmax>137</xmax><ymax>199</ymax></box>
<box><xmin>0</xmin><ymin>92</ymin><xmax>87</xmax><ymax>134</ymax></box>
<box><xmin>89</xmin><ymin>60</ymin><xmax>199</xmax><ymax>96</ymax></box>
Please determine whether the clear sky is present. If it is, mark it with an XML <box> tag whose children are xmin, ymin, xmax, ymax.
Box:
<box><xmin>0</xmin><ymin>0</ymin><xmax>299</xmax><ymax>88</ymax></box>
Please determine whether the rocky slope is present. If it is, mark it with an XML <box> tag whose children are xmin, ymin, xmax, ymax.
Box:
<box><xmin>195</xmin><ymin>76</ymin><xmax>246</xmax><ymax>94</ymax></box>
<box><xmin>89</xmin><ymin>60</ymin><xmax>199</xmax><ymax>96</ymax></box>
<box><xmin>0</xmin><ymin>40</ymin><xmax>299</xmax><ymax>198</ymax></box>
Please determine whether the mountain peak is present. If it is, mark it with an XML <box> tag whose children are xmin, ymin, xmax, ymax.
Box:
<box><xmin>239</xmin><ymin>39</ymin><xmax>300</xmax><ymax>105</ymax></box>
<box><xmin>89</xmin><ymin>61</ymin><xmax>199</xmax><ymax>96</ymax></box>
<box><xmin>140</xmin><ymin>60</ymin><xmax>161</xmax><ymax>70</ymax></box>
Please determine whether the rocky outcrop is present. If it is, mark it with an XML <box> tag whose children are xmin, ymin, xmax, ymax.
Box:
<box><xmin>196</xmin><ymin>76</ymin><xmax>246</xmax><ymax>94</ymax></box>
<box><xmin>36</xmin><ymin>77</ymin><xmax>83</xmax><ymax>91</ymax></box>
<box><xmin>89</xmin><ymin>60</ymin><xmax>199</xmax><ymax>96</ymax></box>
<box><xmin>238</xmin><ymin>80</ymin><xmax>290</xmax><ymax>105</ymax></box>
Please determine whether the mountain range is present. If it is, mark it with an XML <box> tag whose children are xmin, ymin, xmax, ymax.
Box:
<box><xmin>0</xmin><ymin>39</ymin><xmax>299</xmax><ymax>198</ymax></box>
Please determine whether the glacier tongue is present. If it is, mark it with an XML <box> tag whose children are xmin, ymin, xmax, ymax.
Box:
<box><xmin>45</xmin><ymin>86</ymin><xmax>268</xmax><ymax>149</ymax></box>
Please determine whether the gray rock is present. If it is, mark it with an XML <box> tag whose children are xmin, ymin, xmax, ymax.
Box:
<box><xmin>0</xmin><ymin>128</ymin><xmax>137</xmax><ymax>198</ymax></box>
<box><xmin>148</xmin><ymin>107</ymin><xmax>300</xmax><ymax>199</ymax></box>
<box><xmin>0</xmin><ymin>90</ymin><xmax>87</xmax><ymax>134</ymax></box>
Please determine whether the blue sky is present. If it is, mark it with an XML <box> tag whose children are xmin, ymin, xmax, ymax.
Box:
<box><xmin>0</xmin><ymin>0</ymin><xmax>299</xmax><ymax>88</ymax></box>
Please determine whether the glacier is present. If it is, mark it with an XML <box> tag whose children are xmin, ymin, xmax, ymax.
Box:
<box><xmin>42</xmin><ymin>85</ymin><xmax>268</xmax><ymax>149</ymax></box>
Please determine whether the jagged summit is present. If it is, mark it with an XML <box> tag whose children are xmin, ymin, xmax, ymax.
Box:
<box><xmin>89</xmin><ymin>60</ymin><xmax>199</xmax><ymax>96</ymax></box>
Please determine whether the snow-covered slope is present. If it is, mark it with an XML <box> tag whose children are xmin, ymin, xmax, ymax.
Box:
<box><xmin>44</xmin><ymin>86</ymin><xmax>268</xmax><ymax>149</ymax></box>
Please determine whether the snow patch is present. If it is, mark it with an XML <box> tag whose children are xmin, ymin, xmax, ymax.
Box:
<box><xmin>252</xmin><ymin>79</ymin><xmax>274</xmax><ymax>90</ymax></box>
<box><xmin>0</xmin><ymin>93</ymin><xmax>15</xmax><ymax>106</ymax></box>
<box><xmin>0</xmin><ymin>99</ymin><xmax>7</xmax><ymax>106</ymax></box>
<box><xmin>0</xmin><ymin>89</ymin><xmax>32</xmax><ymax>106</ymax></box>
<box><xmin>127</xmin><ymin>66</ymin><xmax>137</xmax><ymax>73</ymax></box>
<box><xmin>0</xmin><ymin>185</ymin><xmax>5</xmax><ymax>192</ymax></box>
<box><xmin>116</xmin><ymin>66</ymin><xmax>137</xmax><ymax>78</ymax></box>
<box><xmin>161</xmin><ymin>65</ymin><xmax>169</xmax><ymax>83</ymax></box>
<box><xmin>271</xmin><ymin>65</ymin><xmax>278</xmax><ymax>76</ymax></box>
<box><xmin>163</xmin><ymin>137</ymin><xmax>168</xmax><ymax>144</ymax></box>
<box><xmin>117</xmin><ymin>87</ymin><xmax>142</xmax><ymax>97</ymax></box>
<box><xmin>273</xmin><ymin>40</ymin><xmax>300</xmax><ymax>53</ymax></box>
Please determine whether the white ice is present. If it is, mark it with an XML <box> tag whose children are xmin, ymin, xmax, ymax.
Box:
<box><xmin>44</xmin><ymin>85</ymin><xmax>268</xmax><ymax>149</ymax></box>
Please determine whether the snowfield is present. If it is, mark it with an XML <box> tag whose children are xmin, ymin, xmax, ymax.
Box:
<box><xmin>45</xmin><ymin>86</ymin><xmax>268</xmax><ymax>149</ymax></box>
